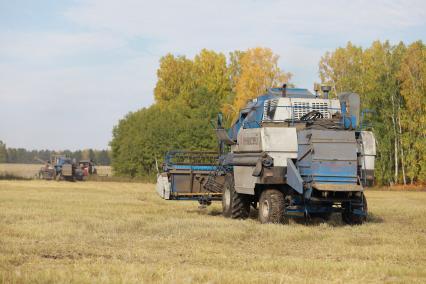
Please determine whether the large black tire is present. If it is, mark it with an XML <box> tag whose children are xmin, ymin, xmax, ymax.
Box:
<box><xmin>222</xmin><ymin>175</ymin><xmax>232</xmax><ymax>218</ymax></box>
<box><xmin>221</xmin><ymin>174</ymin><xmax>250</xmax><ymax>219</ymax></box>
<box><xmin>342</xmin><ymin>193</ymin><xmax>368</xmax><ymax>225</ymax></box>
<box><xmin>258</xmin><ymin>189</ymin><xmax>285</xmax><ymax>224</ymax></box>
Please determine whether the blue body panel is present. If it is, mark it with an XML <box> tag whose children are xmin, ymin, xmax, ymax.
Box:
<box><xmin>304</xmin><ymin>161</ymin><xmax>358</xmax><ymax>184</ymax></box>
<box><xmin>172</xmin><ymin>165</ymin><xmax>218</xmax><ymax>171</ymax></box>
<box><xmin>296</xmin><ymin>130</ymin><xmax>359</xmax><ymax>189</ymax></box>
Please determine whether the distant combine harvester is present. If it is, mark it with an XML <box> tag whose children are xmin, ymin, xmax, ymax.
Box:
<box><xmin>35</xmin><ymin>155</ymin><xmax>97</xmax><ymax>181</ymax></box>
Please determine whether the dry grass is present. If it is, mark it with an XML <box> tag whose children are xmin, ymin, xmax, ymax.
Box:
<box><xmin>94</xmin><ymin>166</ymin><xmax>113</xmax><ymax>177</ymax></box>
<box><xmin>0</xmin><ymin>180</ymin><xmax>425</xmax><ymax>283</ymax></box>
<box><xmin>0</xmin><ymin>164</ymin><xmax>41</xmax><ymax>178</ymax></box>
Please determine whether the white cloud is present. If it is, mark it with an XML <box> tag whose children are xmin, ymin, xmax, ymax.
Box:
<box><xmin>65</xmin><ymin>0</ymin><xmax>426</xmax><ymax>42</ymax></box>
<box><xmin>63</xmin><ymin>0</ymin><xmax>426</xmax><ymax>84</ymax></box>
<box><xmin>0</xmin><ymin>31</ymin><xmax>127</xmax><ymax>62</ymax></box>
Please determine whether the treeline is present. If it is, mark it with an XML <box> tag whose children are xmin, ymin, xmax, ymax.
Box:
<box><xmin>319</xmin><ymin>41</ymin><xmax>425</xmax><ymax>185</ymax></box>
<box><xmin>111</xmin><ymin>42</ymin><xmax>425</xmax><ymax>185</ymax></box>
<box><xmin>111</xmin><ymin>48</ymin><xmax>290</xmax><ymax>178</ymax></box>
<box><xmin>0</xmin><ymin>141</ymin><xmax>111</xmax><ymax>165</ymax></box>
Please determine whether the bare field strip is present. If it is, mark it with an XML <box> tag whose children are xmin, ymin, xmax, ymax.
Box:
<box><xmin>0</xmin><ymin>163</ymin><xmax>41</xmax><ymax>178</ymax></box>
<box><xmin>0</xmin><ymin>180</ymin><xmax>425</xmax><ymax>283</ymax></box>
<box><xmin>94</xmin><ymin>165</ymin><xmax>113</xmax><ymax>176</ymax></box>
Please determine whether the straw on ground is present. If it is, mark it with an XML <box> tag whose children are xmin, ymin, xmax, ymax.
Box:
<box><xmin>0</xmin><ymin>180</ymin><xmax>425</xmax><ymax>283</ymax></box>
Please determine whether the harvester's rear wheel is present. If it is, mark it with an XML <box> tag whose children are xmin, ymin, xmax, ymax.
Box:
<box><xmin>258</xmin><ymin>189</ymin><xmax>284</xmax><ymax>224</ymax></box>
<box><xmin>222</xmin><ymin>174</ymin><xmax>250</xmax><ymax>219</ymax></box>
<box><xmin>342</xmin><ymin>193</ymin><xmax>368</xmax><ymax>225</ymax></box>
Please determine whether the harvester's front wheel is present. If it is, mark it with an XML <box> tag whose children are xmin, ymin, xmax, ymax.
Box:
<box><xmin>258</xmin><ymin>189</ymin><xmax>285</xmax><ymax>224</ymax></box>
<box><xmin>222</xmin><ymin>174</ymin><xmax>250</xmax><ymax>219</ymax></box>
<box><xmin>342</xmin><ymin>193</ymin><xmax>368</xmax><ymax>225</ymax></box>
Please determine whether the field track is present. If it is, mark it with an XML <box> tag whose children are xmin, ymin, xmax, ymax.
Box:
<box><xmin>0</xmin><ymin>180</ymin><xmax>425</xmax><ymax>283</ymax></box>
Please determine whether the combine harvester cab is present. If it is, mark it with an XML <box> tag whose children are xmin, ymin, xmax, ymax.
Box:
<box><xmin>157</xmin><ymin>85</ymin><xmax>376</xmax><ymax>225</ymax></box>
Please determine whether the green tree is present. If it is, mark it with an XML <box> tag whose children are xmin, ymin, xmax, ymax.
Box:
<box><xmin>0</xmin><ymin>141</ymin><xmax>7</xmax><ymax>163</ymax></box>
<box><xmin>319</xmin><ymin>42</ymin><xmax>364</xmax><ymax>97</ymax></box>
<box><xmin>7</xmin><ymin>148</ymin><xmax>17</xmax><ymax>163</ymax></box>
<box><xmin>111</xmin><ymin>87</ymin><xmax>220</xmax><ymax>179</ymax></box>
<box><xmin>398</xmin><ymin>41</ymin><xmax>426</xmax><ymax>183</ymax></box>
<box><xmin>94</xmin><ymin>150</ymin><xmax>111</xmax><ymax>166</ymax></box>
<box><xmin>362</xmin><ymin>41</ymin><xmax>406</xmax><ymax>184</ymax></box>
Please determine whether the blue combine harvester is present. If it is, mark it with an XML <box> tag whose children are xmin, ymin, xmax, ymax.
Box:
<box><xmin>37</xmin><ymin>154</ymin><xmax>84</xmax><ymax>181</ymax></box>
<box><xmin>157</xmin><ymin>85</ymin><xmax>376</xmax><ymax>224</ymax></box>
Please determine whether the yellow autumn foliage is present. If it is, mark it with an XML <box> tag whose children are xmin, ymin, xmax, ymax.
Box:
<box><xmin>224</xmin><ymin>47</ymin><xmax>292</xmax><ymax>122</ymax></box>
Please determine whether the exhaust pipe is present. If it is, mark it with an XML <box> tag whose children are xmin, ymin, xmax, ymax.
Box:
<box><xmin>321</xmin><ymin>85</ymin><xmax>331</xmax><ymax>99</ymax></box>
<box><xmin>281</xmin><ymin>83</ymin><xmax>287</xmax><ymax>97</ymax></box>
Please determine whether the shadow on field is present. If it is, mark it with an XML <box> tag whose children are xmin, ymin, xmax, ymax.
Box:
<box><xmin>303</xmin><ymin>212</ymin><xmax>384</xmax><ymax>227</ymax></box>
<box><xmin>0</xmin><ymin>174</ymin><xmax>32</xmax><ymax>180</ymax></box>
<box><xmin>187</xmin><ymin>207</ymin><xmax>223</xmax><ymax>216</ymax></box>
<box><xmin>190</xmin><ymin>206</ymin><xmax>384</xmax><ymax>226</ymax></box>
<box><xmin>366</xmin><ymin>212</ymin><xmax>384</xmax><ymax>223</ymax></box>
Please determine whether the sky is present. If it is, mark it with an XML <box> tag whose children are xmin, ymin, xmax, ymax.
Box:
<box><xmin>0</xmin><ymin>0</ymin><xmax>425</xmax><ymax>150</ymax></box>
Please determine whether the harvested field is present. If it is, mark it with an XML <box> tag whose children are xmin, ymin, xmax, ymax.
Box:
<box><xmin>0</xmin><ymin>163</ymin><xmax>41</xmax><ymax>178</ymax></box>
<box><xmin>94</xmin><ymin>165</ymin><xmax>113</xmax><ymax>176</ymax></box>
<box><xmin>0</xmin><ymin>180</ymin><xmax>425</xmax><ymax>283</ymax></box>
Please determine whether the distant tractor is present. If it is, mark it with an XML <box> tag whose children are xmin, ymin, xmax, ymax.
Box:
<box><xmin>79</xmin><ymin>159</ymin><xmax>97</xmax><ymax>177</ymax></box>
<box><xmin>36</xmin><ymin>155</ymin><xmax>84</xmax><ymax>181</ymax></box>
